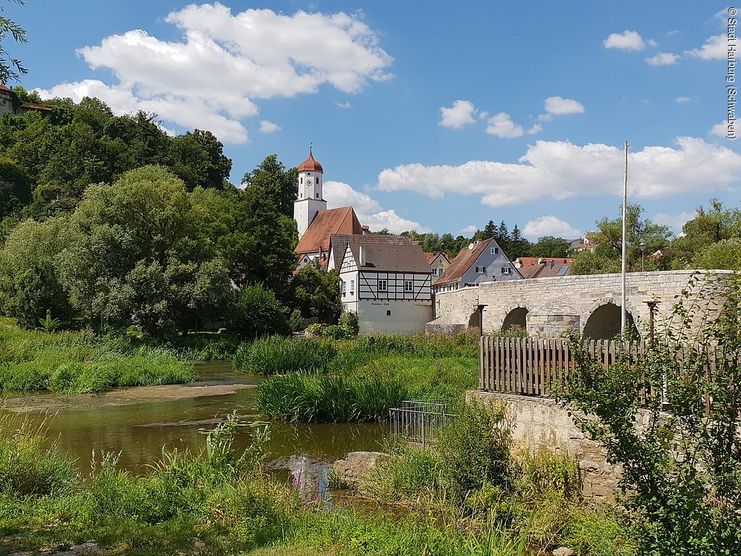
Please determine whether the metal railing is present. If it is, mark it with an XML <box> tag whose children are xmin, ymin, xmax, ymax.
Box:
<box><xmin>389</xmin><ymin>400</ymin><xmax>457</xmax><ymax>448</ymax></box>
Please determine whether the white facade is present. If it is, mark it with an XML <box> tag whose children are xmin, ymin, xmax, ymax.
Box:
<box><xmin>334</xmin><ymin>245</ymin><xmax>433</xmax><ymax>335</ymax></box>
<box><xmin>294</xmin><ymin>168</ymin><xmax>326</xmax><ymax>239</ymax></box>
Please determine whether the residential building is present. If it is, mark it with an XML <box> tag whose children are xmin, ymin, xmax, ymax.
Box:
<box><xmin>328</xmin><ymin>234</ymin><xmax>433</xmax><ymax>335</ymax></box>
<box><xmin>425</xmin><ymin>252</ymin><xmax>450</xmax><ymax>281</ymax></box>
<box><xmin>568</xmin><ymin>237</ymin><xmax>597</xmax><ymax>253</ymax></box>
<box><xmin>513</xmin><ymin>257</ymin><xmax>573</xmax><ymax>279</ymax></box>
<box><xmin>433</xmin><ymin>238</ymin><xmax>521</xmax><ymax>293</ymax></box>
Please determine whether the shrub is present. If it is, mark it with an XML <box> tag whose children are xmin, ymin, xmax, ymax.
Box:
<box><xmin>338</xmin><ymin>311</ymin><xmax>359</xmax><ymax>336</ymax></box>
<box><xmin>437</xmin><ymin>400</ymin><xmax>512</xmax><ymax>497</ymax></box>
<box><xmin>320</xmin><ymin>324</ymin><xmax>354</xmax><ymax>340</ymax></box>
<box><xmin>230</xmin><ymin>284</ymin><xmax>289</xmax><ymax>339</ymax></box>
<box><xmin>234</xmin><ymin>336</ymin><xmax>336</xmax><ymax>375</ymax></box>
<box><xmin>257</xmin><ymin>373</ymin><xmax>408</xmax><ymax>422</ymax></box>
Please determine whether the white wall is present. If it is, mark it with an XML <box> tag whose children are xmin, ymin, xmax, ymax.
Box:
<box><xmin>357</xmin><ymin>300</ymin><xmax>432</xmax><ymax>335</ymax></box>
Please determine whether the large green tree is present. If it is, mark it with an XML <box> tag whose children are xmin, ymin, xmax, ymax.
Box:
<box><xmin>290</xmin><ymin>264</ymin><xmax>342</xmax><ymax>324</ymax></box>
<box><xmin>671</xmin><ymin>200</ymin><xmax>741</xmax><ymax>270</ymax></box>
<box><xmin>531</xmin><ymin>236</ymin><xmax>571</xmax><ymax>258</ymax></box>
<box><xmin>241</xmin><ymin>154</ymin><xmax>298</xmax><ymax>218</ymax></box>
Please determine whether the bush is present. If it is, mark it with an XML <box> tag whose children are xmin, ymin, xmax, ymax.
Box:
<box><xmin>230</xmin><ymin>284</ymin><xmax>289</xmax><ymax>339</ymax></box>
<box><xmin>338</xmin><ymin>311</ymin><xmax>359</xmax><ymax>335</ymax></box>
<box><xmin>257</xmin><ymin>373</ymin><xmax>408</xmax><ymax>422</ymax></box>
<box><xmin>320</xmin><ymin>324</ymin><xmax>354</xmax><ymax>340</ymax></box>
<box><xmin>234</xmin><ymin>336</ymin><xmax>337</xmax><ymax>375</ymax></box>
<box><xmin>437</xmin><ymin>400</ymin><xmax>512</xmax><ymax>497</ymax></box>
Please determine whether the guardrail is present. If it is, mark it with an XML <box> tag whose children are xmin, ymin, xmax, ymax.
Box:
<box><xmin>389</xmin><ymin>400</ymin><xmax>457</xmax><ymax>448</ymax></box>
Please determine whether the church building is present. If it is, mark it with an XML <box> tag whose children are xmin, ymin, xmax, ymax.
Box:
<box><xmin>292</xmin><ymin>149</ymin><xmax>433</xmax><ymax>334</ymax></box>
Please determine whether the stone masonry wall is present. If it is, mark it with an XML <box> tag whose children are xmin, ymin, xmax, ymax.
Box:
<box><xmin>468</xmin><ymin>390</ymin><xmax>623</xmax><ymax>502</ymax></box>
<box><xmin>429</xmin><ymin>270</ymin><xmax>735</xmax><ymax>338</ymax></box>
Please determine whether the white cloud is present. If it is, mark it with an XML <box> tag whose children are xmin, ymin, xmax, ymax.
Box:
<box><xmin>439</xmin><ymin>100</ymin><xmax>478</xmax><ymax>128</ymax></box>
<box><xmin>653</xmin><ymin>211</ymin><xmax>695</xmax><ymax>234</ymax></box>
<box><xmin>710</xmin><ymin>120</ymin><xmax>730</xmax><ymax>137</ymax></box>
<box><xmin>460</xmin><ymin>224</ymin><xmax>478</xmax><ymax>234</ymax></box>
<box><xmin>377</xmin><ymin>137</ymin><xmax>741</xmax><ymax>207</ymax></box>
<box><xmin>603</xmin><ymin>30</ymin><xmax>647</xmax><ymax>51</ymax></box>
<box><xmin>37</xmin><ymin>4</ymin><xmax>392</xmax><ymax>144</ymax></box>
<box><xmin>645</xmin><ymin>52</ymin><xmax>680</xmax><ymax>66</ymax></box>
<box><xmin>259</xmin><ymin>120</ymin><xmax>281</xmax><ymax>133</ymax></box>
<box><xmin>538</xmin><ymin>96</ymin><xmax>585</xmax><ymax>122</ymax></box>
<box><xmin>324</xmin><ymin>180</ymin><xmax>429</xmax><ymax>233</ymax></box>
<box><xmin>336</xmin><ymin>101</ymin><xmax>352</xmax><ymax>109</ymax></box>
<box><xmin>675</xmin><ymin>96</ymin><xmax>694</xmax><ymax>104</ymax></box>
<box><xmin>685</xmin><ymin>34</ymin><xmax>726</xmax><ymax>60</ymax></box>
<box><xmin>485</xmin><ymin>112</ymin><xmax>524</xmax><ymax>138</ymax></box>
<box><xmin>523</xmin><ymin>216</ymin><xmax>581</xmax><ymax>240</ymax></box>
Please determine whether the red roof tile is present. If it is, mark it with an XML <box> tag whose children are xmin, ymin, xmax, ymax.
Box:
<box><xmin>514</xmin><ymin>257</ymin><xmax>574</xmax><ymax>279</ymax></box>
<box><xmin>294</xmin><ymin>207</ymin><xmax>362</xmax><ymax>255</ymax></box>
<box><xmin>298</xmin><ymin>149</ymin><xmax>323</xmax><ymax>173</ymax></box>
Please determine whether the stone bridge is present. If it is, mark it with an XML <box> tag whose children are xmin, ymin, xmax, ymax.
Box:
<box><xmin>427</xmin><ymin>270</ymin><xmax>735</xmax><ymax>339</ymax></box>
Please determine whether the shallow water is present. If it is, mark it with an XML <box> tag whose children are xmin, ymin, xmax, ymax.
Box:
<box><xmin>0</xmin><ymin>361</ymin><xmax>386</xmax><ymax>473</ymax></box>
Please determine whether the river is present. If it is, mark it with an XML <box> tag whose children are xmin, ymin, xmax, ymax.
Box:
<box><xmin>0</xmin><ymin>361</ymin><xmax>386</xmax><ymax>473</ymax></box>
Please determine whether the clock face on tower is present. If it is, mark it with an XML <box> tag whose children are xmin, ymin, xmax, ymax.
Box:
<box><xmin>306</xmin><ymin>179</ymin><xmax>312</xmax><ymax>186</ymax></box>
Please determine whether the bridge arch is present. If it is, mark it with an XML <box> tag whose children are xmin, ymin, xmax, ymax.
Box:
<box><xmin>501</xmin><ymin>306</ymin><xmax>528</xmax><ymax>333</ymax></box>
<box><xmin>582</xmin><ymin>302</ymin><xmax>638</xmax><ymax>340</ymax></box>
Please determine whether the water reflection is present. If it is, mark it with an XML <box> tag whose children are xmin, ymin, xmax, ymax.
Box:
<box><xmin>0</xmin><ymin>361</ymin><xmax>386</xmax><ymax>474</ymax></box>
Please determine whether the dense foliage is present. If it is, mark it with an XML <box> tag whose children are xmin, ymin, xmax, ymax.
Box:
<box><xmin>561</xmin><ymin>273</ymin><xmax>741</xmax><ymax>555</ymax></box>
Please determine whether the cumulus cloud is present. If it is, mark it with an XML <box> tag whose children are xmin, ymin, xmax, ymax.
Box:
<box><xmin>537</xmin><ymin>96</ymin><xmax>585</xmax><ymax>122</ymax></box>
<box><xmin>710</xmin><ymin>120</ymin><xmax>730</xmax><ymax>137</ymax></box>
<box><xmin>37</xmin><ymin>4</ymin><xmax>392</xmax><ymax>144</ymax></box>
<box><xmin>460</xmin><ymin>224</ymin><xmax>478</xmax><ymax>234</ymax></box>
<box><xmin>523</xmin><ymin>216</ymin><xmax>581</xmax><ymax>239</ymax></box>
<box><xmin>439</xmin><ymin>100</ymin><xmax>478</xmax><ymax>128</ymax></box>
<box><xmin>653</xmin><ymin>211</ymin><xmax>695</xmax><ymax>234</ymax></box>
<box><xmin>485</xmin><ymin>112</ymin><xmax>524</xmax><ymax>138</ymax></box>
<box><xmin>675</xmin><ymin>96</ymin><xmax>694</xmax><ymax>104</ymax></box>
<box><xmin>336</xmin><ymin>101</ymin><xmax>352</xmax><ymax>109</ymax></box>
<box><xmin>377</xmin><ymin>137</ymin><xmax>741</xmax><ymax>207</ymax></box>
<box><xmin>603</xmin><ymin>30</ymin><xmax>648</xmax><ymax>51</ymax></box>
<box><xmin>645</xmin><ymin>52</ymin><xmax>680</xmax><ymax>66</ymax></box>
<box><xmin>685</xmin><ymin>34</ymin><xmax>726</xmax><ymax>60</ymax></box>
<box><xmin>324</xmin><ymin>180</ymin><xmax>429</xmax><ymax>233</ymax></box>
<box><xmin>259</xmin><ymin>120</ymin><xmax>281</xmax><ymax>133</ymax></box>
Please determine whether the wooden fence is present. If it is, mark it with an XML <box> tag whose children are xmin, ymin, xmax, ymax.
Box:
<box><xmin>479</xmin><ymin>336</ymin><xmax>646</xmax><ymax>397</ymax></box>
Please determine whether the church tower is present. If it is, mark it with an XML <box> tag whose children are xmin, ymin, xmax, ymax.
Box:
<box><xmin>294</xmin><ymin>147</ymin><xmax>327</xmax><ymax>239</ymax></box>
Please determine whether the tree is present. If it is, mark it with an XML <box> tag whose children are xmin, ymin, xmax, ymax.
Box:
<box><xmin>561</xmin><ymin>274</ymin><xmax>741</xmax><ymax>554</ymax></box>
<box><xmin>290</xmin><ymin>264</ymin><xmax>341</xmax><ymax>324</ymax></box>
<box><xmin>507</xmin><ymin>224</ymin><xmax>531</xmax><ymax>259</ymax></box>
<box><xmin>0</xmin><ymin>216</ymin><xmax>74</xmax><ymax>328</ymax></box>
<box><xmin>572</xmin><ymin>205</ymin><xmax>672</xmax><ymax>275</ymax></box>
<box><xmin>0</xmin><ymin>0</ymin><xmax>27</xmax><ymax>83</ymax></box>
<box><xmin>672</xmin><ymin>200</ymin><xmax>741</xmax><ymax>270</ymax></box>
<box><xmin>0</xmin><ymin>155</ymin><xmax>30</xmax><ymax>218</ymax></box>
<box><xmin>57</xmin><ymin>166</ymin><xmax>231</xmax><ymax>337</ymax></box>
<box><xmin>241</xmin><ymin>154</ymin><xmax>297</xmax><ymax>218</ymax></box>
<box><xmin>229</xmin><ymin>283</ymin><xmax>289</xmax><ymax>339</ymax></box>
<box><xmin>168</xmin><ymin>130</ymin><xmax>232</xmax><ymax>190</ymax></box>
<box><xmin>531</xmin><ymin>236</ymin><xmax>571</xmax><ymax>258</ymax></box>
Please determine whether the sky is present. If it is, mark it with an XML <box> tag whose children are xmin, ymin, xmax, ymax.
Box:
<box><xmin>7</xmin><ymin>0</ymin><xmax>740</xmax><ymax>238</ymax></box>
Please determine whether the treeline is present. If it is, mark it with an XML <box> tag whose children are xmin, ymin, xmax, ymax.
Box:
<box><xmin>0</xmin><ymin>95</ymin><xmax>339</xmax><ymax>339</ymax></box>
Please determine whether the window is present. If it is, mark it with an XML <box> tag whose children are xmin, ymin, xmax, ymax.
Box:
<box><xmin>501</xmin><ymin>267</ymin><xmax>512</xmax><ymax>275</ymax></box>
<box><xmin>386</xmin><ymin>310</ymin><xmax>391</xmax><ymax>316</ymax></box>
<box><xmin>491</xmin><ymin>247</ymin><xmax>499</xmax><ymax>255</ymax></box>
<box><xmin>350</xmin><ymin>279</ymin><xmax>355</xmax><ymax>295</ymax></box>
<box><xmin>378</xmin><ymin>279</ymin><xmax>387</xmax><ymax>292</ymax></box>
<box><xmin>300</xmin><ymin>176</ymin><xmax>303</xmax><ymax>184</ymax></box>
<box><xmin>475</xmin><ymin>266</ymin><xmax>479</xmax><ymax>273</ymax></box>
<box><xmin>316</xmin><ymin>193</ymin><xmax>319</xmax><ymax>198</ymax></box>
<box><xmin>482</xmin><ymin>267</ymin><xmax>487</xmax><ymax>274</ymax></box>
<box><xmin>404</xmin><ymin>280</ymin><xmax>413</xmax><ymax>292</ymax></box>
<box><xmin>341</xmin><ymin>280</ymin><xmax>346</xmax><ymax>296</ymax></box>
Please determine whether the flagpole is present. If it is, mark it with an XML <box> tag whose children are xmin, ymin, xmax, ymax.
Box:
<box><xmin>621</xmin><ymin>141</ymin><xmax>629</xmax><ymax>337</ymax></box>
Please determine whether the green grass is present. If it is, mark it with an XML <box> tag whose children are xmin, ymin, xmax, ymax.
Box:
<box><xmin>0</xmin><ymin>317</ymin><xmax>195</xmax><ymax>393</ymax></box>
<box><xmin>235</xmin><ymin>336</ymin><xmax>338</xmax><ymax>374</ymax></box>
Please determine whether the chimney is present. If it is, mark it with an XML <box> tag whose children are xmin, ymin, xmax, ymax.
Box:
<box><xmin>359</xmin><ymin>246</ymin><xmax>366</xmax><ymax>266</ymax></box>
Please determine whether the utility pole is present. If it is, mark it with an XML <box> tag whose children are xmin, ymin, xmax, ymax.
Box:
<box><xmin>621</xmin><ymin>141</ymin><xmax>629</xmax><ymax>338</ymax></box>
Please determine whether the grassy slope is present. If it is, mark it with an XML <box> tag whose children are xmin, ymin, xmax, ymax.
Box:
<box><xmin>0</xmin><ymin>318</ymin><xmax>195</xmax><ymax>394</ymax></box>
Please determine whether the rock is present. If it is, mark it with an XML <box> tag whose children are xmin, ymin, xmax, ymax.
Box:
<box><xmin>552</xmin><ymin>548</ymin><xmax>576</xmax><ymax>556</ymax></box>
<box><xmin>332</xmin><ymin>451</ymin><xmax>389</xmax><ymax>489</ymax></box>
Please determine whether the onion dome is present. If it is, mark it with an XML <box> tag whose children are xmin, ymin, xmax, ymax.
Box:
<box><xmin>298</xmin><ymin>147</ymin><xmax>323</xmax><ymax>173</ymax></box>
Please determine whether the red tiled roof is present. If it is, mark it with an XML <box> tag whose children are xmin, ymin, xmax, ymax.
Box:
<box><xmin>333</xmin><ymin>234</ymin><xmax>430</xmax><ymax>273</ymax></box>
<box><xmin>424</xmin><ymin>252</ymin><xmax>449</xmax><ymax>265</ymax></box>
<box><xmin>0</xmin><ymin>83</ymin><xmax>12</xmax><ymax>92</ymax></box>
<box><xmin>20</xmin><ymin>102</ymin><xmax>52</xmax><ymax>112</ymax></box>
<box><xmin>294</xmin><ymin>207</ymin><xmax>362</xmax><ymax>255</ymax></box>
<box><xmin>515</xmin><ymin>257</ymin><xmax>573</xmax><ymax>279</ymax></box>
<box><xmin>298</xmin><ymin>149</ymin><xmax>323</xmax><ymax>173</ymax></box>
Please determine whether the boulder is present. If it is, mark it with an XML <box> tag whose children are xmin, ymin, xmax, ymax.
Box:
<box><xmin>552</xmin><ymin>548</ymin><xmax>576</xmax><ymax>556</ymax></box>
<box><xmin>332</xmin><ymin>451</ymin><xmax>389</xmax><ymax>489</ymax></box>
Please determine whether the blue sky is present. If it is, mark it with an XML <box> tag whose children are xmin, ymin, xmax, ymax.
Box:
<box><xmin>7</xmin><ymin>1</ymin><xmax>740</xmax><ymax>237</ymax></box>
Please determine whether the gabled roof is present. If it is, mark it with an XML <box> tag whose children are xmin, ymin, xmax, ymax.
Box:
<box><xmin>514</xmin><ymin>257</ymin><xmax>573</xmax><ymax>279</ymax></box>
<box><xmin>435</xmin><ymin>238</ymin><xmax>521</xmax><ymax>286</ymax></box>
<box><xmin>424</xmin><ymin>252</ymin><xmax>450</xmax><ymax>265</ymax></box>
<box><xmin>294</xmin><ymin>207</ymin><xmax>363</xmax><ymax>255</ymax></box>
<box><xmin>332</xmin><ymin>234</ymin><xmax>431</xmax><ymax>273</ymax></box>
